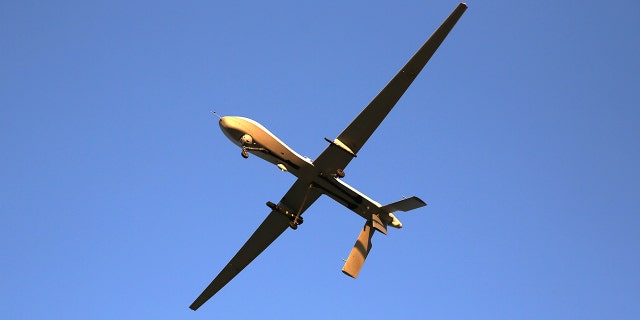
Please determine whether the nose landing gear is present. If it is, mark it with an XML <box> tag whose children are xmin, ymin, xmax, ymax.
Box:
<box><xmin>240</xmin><ymin>134</ymin><xmax>253</xmax><ymax>159</ymax></box>
<box><xmin>240</xmin><ymin>146</ymin><xmax>267</xmax><ymax>159</ymax></box>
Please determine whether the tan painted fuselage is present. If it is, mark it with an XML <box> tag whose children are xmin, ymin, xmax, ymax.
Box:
<box><xmin>219</xmin><ymin>115</ymin><xmax>395</xmax><ymax>226</ymax></box>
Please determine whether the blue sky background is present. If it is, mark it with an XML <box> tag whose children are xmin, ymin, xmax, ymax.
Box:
<box><xmin>2</xmin><ymin>1</ymin><xmax>639</xmax><ymax>319</ymax></box>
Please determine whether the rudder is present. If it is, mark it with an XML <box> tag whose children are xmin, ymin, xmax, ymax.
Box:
<box><xmin>341</xmin><ymin>221</ymin><xmax>375</xmax><ymax>278</ymax></box>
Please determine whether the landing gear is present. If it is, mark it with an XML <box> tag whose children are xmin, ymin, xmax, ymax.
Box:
<box><xmin>266</xmin><ymin>184</ymin><xmax>313</xmax><ymax>230</ymax></box>
<box><xmin>336</xmin><ymin>168</ymin><xmax>345</xmax><ymax>178</ymax></box>
<box><xmin>239</xmin><ymin>144</ymin><xmax>267</xmax><ymax>159</ymax></box>
<box><xmin>240</xmin><ymin>134</ymin><xmax>252</xmax><ymax>158</ymax></box>
<box><xmin>288</xmin><ymin>183</ymin><xmax>314</xmax><ymax>229</ymax></box>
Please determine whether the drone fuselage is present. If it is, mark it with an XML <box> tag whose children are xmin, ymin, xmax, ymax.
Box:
<box><xmin>219</xmin><ymin>115</ymin><xmax>397</xmax><ymax>226</ymax></box>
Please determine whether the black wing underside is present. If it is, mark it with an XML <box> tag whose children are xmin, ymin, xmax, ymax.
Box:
<box><xmin>189</xmin><ymin>179</ymin><xmax>322</xmax><ymax>310</ymax></box>
<box><xmin>313</xmin><ymin>3</ymin><xmax>467</xmax><ymax>173</ymax></box>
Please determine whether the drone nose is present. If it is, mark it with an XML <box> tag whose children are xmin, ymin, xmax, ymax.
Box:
<box><xmin>219</xmin><ymin>116</ymin><xmax>235</xmax><ymax>134</ymax></box>
<box><xmin>218</xmin><ymin>116</ymin><xmax>245</xmax><ymax>143</ymax></box>
<box><xmin>219</xmin><ymin>116</ymin><xmax>231</xmax><ymax>129</ymax></box>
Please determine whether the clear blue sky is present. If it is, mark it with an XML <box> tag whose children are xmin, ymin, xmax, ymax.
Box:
<box><xmin>2</xmin><ymin>1</ymin><xmax>639</xmax><ymax>319</ymax></box>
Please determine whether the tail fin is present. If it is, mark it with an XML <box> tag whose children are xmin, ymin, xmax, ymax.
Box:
<box><xmin>380</xmin><ymin>196</ymin><xmax>427</xmax><ymax>228</ymax></box>
<box><xmin>342</xmin><ymin>197</ymin><xmax>427</xmax><ymax>278</ymax></box>
<box><xmin>342</xmin><ymin>221</ymin><xmax>375</xmax><ymax>278</ymax></box>
<box><xmin>380</xmin><ymin>196</ymin><xmax>426</xmax><ymax>213</ymax></box>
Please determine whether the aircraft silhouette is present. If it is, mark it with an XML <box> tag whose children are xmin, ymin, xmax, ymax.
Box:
<box><xmin>191</xmin><ymin>3</ymin><xmax>467</xmax><ymax>310</ymax></box>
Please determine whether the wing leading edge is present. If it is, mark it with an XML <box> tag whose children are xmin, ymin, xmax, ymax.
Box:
<box><xmin>189</xmin><ymin>179</ymin><xmax>322</xmax><ymax>310</ymax></box>
<box><xmin>313</xmin><ymin>3</ymin><xmax>467</xmax><ymax>172</ymax></box>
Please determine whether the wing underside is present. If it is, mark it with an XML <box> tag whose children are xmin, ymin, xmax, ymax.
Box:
<box><xmin>189</xmin><ymin>179</ymin><xmax>322</xmax><ymax>310</ymax></box>
<box><xmin>189</xmin><ymin>211</ymin><xmax>289</xmax><ymax>310</ymax></box>
<box><xmin>313</xmin><ymin>3</ymin><xmax>467</xmax><ymax>173</ymax></box>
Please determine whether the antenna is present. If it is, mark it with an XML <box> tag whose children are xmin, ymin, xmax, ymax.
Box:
<box><xmin>210</xmin><ymin>111</ymin><xmax>222</xmax><ymax>119</ymax></box>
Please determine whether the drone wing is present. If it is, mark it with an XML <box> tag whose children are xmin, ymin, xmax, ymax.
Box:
<box><xmin>313</xmin><ymin>3</ymin><xmax>467</xmax><ymax>173</ymax></box>
<box><xmin>189</xmin><ymin>179</ymin><xmax>322</xmax><ymax>310</ymax></box>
